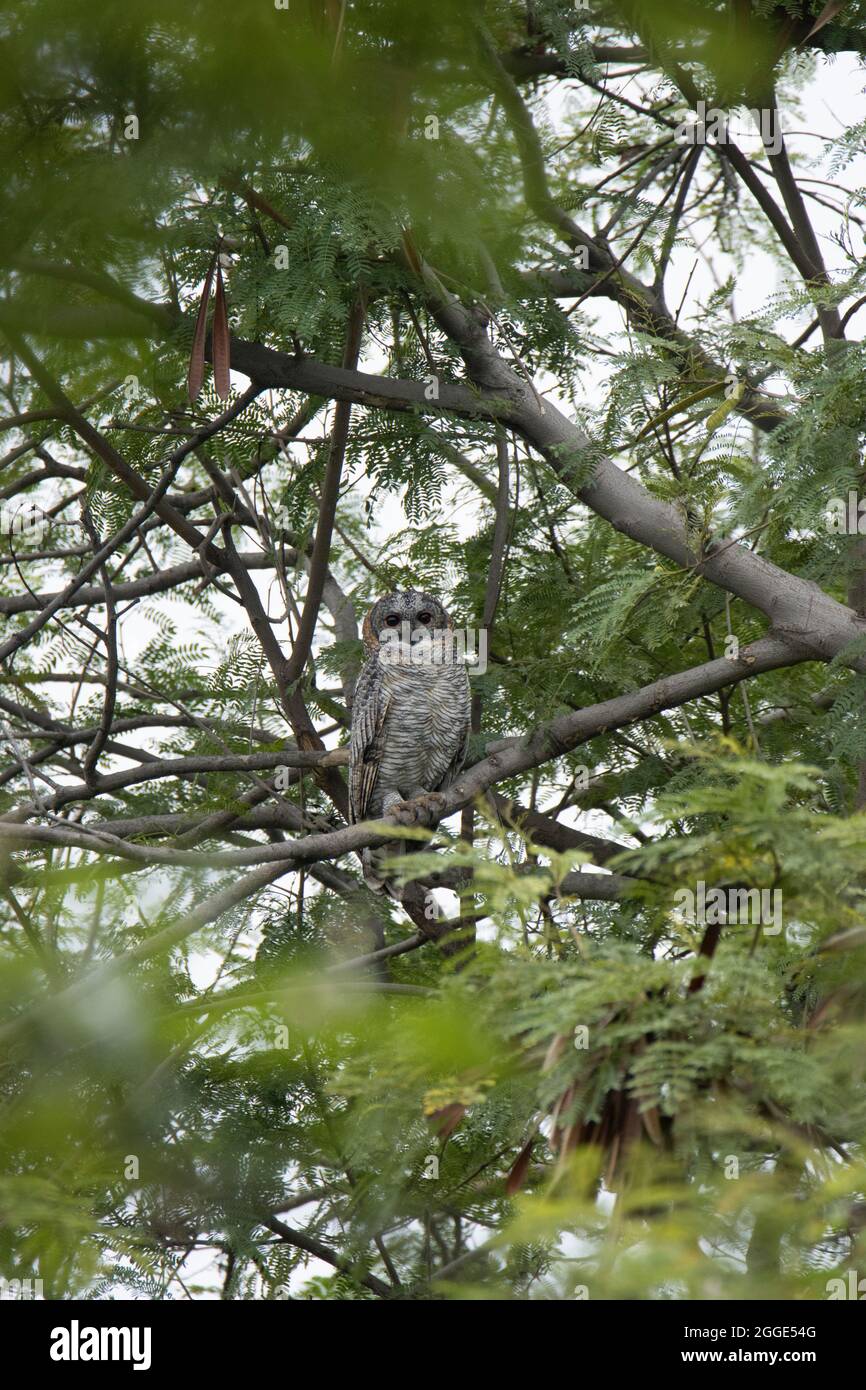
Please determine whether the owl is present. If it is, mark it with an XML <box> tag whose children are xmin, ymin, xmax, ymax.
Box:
<box><xmin>349</xmin><ymin>589</ymin><xmax>471</xmax><ymax>894</ymax></box>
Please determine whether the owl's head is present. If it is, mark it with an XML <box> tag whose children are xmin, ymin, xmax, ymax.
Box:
<box><xmin>362</xmin><ymin>589</ymin><xmax>453</xmax><ymax>651</ymax></box>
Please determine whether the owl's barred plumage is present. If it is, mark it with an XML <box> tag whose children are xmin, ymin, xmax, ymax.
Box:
<box><xmin>349</xmin><ymin>589</ymin><xmax>470</xmax><ymax>894</ymax></box>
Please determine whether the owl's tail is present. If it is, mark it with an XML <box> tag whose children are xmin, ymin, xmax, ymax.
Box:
<box><xmin>362</xmin><ymin>841</ymin><xmax>404</xmax><ymax>898</ymax></box>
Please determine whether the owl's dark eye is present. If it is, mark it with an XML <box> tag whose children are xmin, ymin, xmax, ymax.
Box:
<box><xmin>417</xmin><ymin>611</ymin><xmax>432</xmax><ymax>624</ymax></box>
<box><xmin>384</xmin><ymin>614</ymin><xmax>400</xmax><ymax>627</ymax></box>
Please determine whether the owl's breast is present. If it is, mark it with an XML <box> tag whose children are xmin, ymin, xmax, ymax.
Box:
<box><xmin>378</xmin><ymin>658</ymin><xmax>469</xmax><ymax>794</ymax></box>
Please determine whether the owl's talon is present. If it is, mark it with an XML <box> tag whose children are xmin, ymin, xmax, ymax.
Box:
<box><xmin>418</xmin><ymin>791</ymin><xmax>447</xmax><ymax>825</ymax></box>
<box><xmin>398</xmin><ymin>791</ymin><xmax>447</xmax><ymax>827</ymax></box>
<box><xmin>385</xmin><ymin>792</ymin><xmax>446</xmax><ymax>827</ymax></box>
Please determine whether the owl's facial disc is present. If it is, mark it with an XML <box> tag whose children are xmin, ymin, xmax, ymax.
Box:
<box><xmin>368</xmin><ymin>590</ymin><xmax>450</xmax><ymax>650</ymax></box>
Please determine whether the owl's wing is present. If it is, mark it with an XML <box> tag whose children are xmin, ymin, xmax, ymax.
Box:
<box><xmin>433</xmin><ymin>677</ymin><xmax>471</xmax><ymax>792</ymax></box>
<box><xmin>349</xmin><ymin>657</ymin><xmax>390</xmax><ymax>824</ymax></box>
